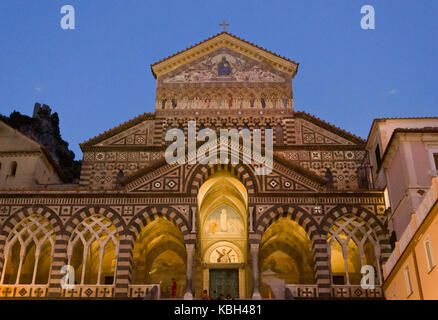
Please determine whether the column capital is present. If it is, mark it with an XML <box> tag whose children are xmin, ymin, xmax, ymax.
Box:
<box><xmin>185</xmin><ymin>243</ymin><xmax>196</xmax><ymax>253</ymax></box>
<box><xmin>250</xmin><ymin>243</ymin><xmax>260</xmax><ymax>252</ymax></box>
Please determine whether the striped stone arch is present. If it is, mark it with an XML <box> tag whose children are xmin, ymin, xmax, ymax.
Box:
<box><xmin>185</xmin><ymin>163</ymin><xmax>260</xmax><ymax>195</ymax></box>
<box><xmin>55</xmin><ymin>206</ymin><xmax>128</xmax><ymax>297</ymax></box>
<box><xmin>254</xmin><ymin>205</ymin><xmax>333</xmax><ymax>296</ymax></box>
<box><xmin>113</xmin><ymin>205</ymin><xmax>191</xmax><ymax>297</ymax></box>
<box><xmin>254</xmin><ymin>205</ymin><xmax>320</xmax><ymax>238</ymax></box>
<box><xmin>64</xmin><ymin>206</ymin><xmax>126</xmax><ymax>237</ymax></box>
<box><xmin>0</xmin><ymin>206</ymin><xmax>63</xmax><ymax>286</ymax></box>
<box><xmin>320</xmin><ymin>205</ymin><xmax>392</xmax><ymax>261</ymax></box>
<box><xmin>127</xmin><ymin>206</ymin><xmax>191</xmax><ymax>241</ymax></box>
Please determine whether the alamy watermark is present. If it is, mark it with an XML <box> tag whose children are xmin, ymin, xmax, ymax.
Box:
<box><xmin>361</xmin><ymin>5</ymin><xmax>375</xmax><ymax>30</ymax></box>
<box><xmin>60</xmin><ymin>264</ymin><xmax>75</xmax><ymax>289</ymax></box>
<box><xmin>164</xmin><ymin>121</ymin><xmax>273</xmax><ymax>175</ymax></box>
<box><xmin>60</xmin><ymin>5</ymin><xmax>75</xmax><ymax>30</ymax></box>
<box><xmin>59</xmin><ymin>5</ymin><xmax>374</xmax><ymax>31</ymax></box>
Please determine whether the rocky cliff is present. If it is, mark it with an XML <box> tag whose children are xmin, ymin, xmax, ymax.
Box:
<box><xmin>0</xmin><ymin>103</ymin><xmax>81</xmax><ymax>183</ymax></box>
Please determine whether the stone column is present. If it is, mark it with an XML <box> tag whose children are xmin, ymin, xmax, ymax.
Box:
<box><xmin>312</xmin><ymin>233</ymin><xmax>331</xmax><ymax>298</ymax></box>
<box><xmin>114</xmin><ymin>234</ymin><xmax>135</xmax><ymax>298</ymax></box>
<box><xmin>184</xmin><ymin>243</ymin><xmax>195</xmax><ymax>300</ymax></box>
<box><xmin>191</xmin><ymin>207</ymin><xmax>197</xmax><ymax>233</ymax></box>
<box><xmin>248</xmin><ymin>206</ymin><xmax>254</xmax><ymax>233</ymax></box>
<box><xmin>47</xmin><ymin>234</ymin><xmax>69</xmax><ymax>297</ymax></box>
<box><xmin>250</xmin><ymin>243</ymin><xmax>261</xmax><ymax>299</ymax></box>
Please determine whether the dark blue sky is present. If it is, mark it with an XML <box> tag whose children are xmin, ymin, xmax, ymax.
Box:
<box><xmin>1</xmin><ymin>0</ymin><xmax>437</xmax><ymax>159</ymax></box>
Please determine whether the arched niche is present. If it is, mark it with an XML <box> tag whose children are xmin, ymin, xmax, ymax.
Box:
<box><xmin>132</xmin><ymin>217</ymin><xmax>187</xmax><ymax>298</ymax></box>
<box><xmin>198</xmin><ymin>171</ymin><xmax>248</xmax><ymax>250</ymax></box>
<box><xmin>259</xmin><ymin>218</ymin><xmax>315</xmax><ymax>298</ymax></box>
<box><xmin>197</xmin><ymin>170</ymin><xmax>248</xmax><ymax>298</ymax></box>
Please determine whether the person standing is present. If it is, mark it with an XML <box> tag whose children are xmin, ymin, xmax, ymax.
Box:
<box><xmin>171</xmin><ymin>278</ymin><xmax>177</xmax><ymax>298</ymax></box>
<box><xmin>201</xmin><ymin>290</ymin><xmax>209</xmax><ymax>300</ymax></box>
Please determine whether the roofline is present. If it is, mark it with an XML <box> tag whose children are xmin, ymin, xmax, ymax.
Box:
<box><xmin>293</xmin><ymin>110</ymin><xmax>366</xmax><ymax>144</ymax></box>
<box><xmin>40</xmin><ymin>146</ymin><xmax>67</xmax><ymax>182</ymax></box>
<box><xmin>380</xmin><ymin>127</ymin><xmax>438</xmax><ymax>165</ymax></box>
<box><xmin>0</xmin><ymin>120</ymin><xmax>66</xmax><ymax>182</ymax></box>
<box><xmin>80</xmin><ymin>112</ymin><xmax>155</xmax><ymax>148</ymax></box>
<box><xmin>366</xmin><ymin>117</ymin><xmax>438</xmax><ymax>148</ymax></box>
<box><xmin>274</xmin><ymin>152</ymin><xmax>328</xmax><ymax>186</ymax></box>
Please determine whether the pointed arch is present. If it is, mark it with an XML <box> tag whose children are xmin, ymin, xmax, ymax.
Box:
<box><xmin>185</xmin><ymin>163</ymin><xmax>260</xmax><ymax>195</ymax></box>
<box><xmin>127</xmin><ymin>206</ymin><xmax>190</xmax><ymax>242</ymax></box>
<box><xmin>0</xmin><ymin>206</ymin><xmax>63</xmax><ymax>280</ymax></box>
<box><xmin>64</xmin><ymin>206</ymin><xmax>126</xmax><ymax>238</ymax></box>
<box><xmin>320</xmin><ymin>205</ymin><xmax>391</xmax><ymax>261</ymax></box>
<box><xmin>1</xmin><ymin>214</ymin><xmax>56</xmax><ymax>285</ymax></box>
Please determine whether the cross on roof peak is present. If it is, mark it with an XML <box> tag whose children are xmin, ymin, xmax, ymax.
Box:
<box><xmin>219</xmin><ymin>20</ymin><xmax>230</xmax><ymax>32</ymax></box>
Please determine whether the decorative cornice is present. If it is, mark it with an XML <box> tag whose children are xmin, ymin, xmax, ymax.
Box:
<box><xmin>381</xmin><ymin>127</ymin><xmax>438</xmax><ymax>167</ymax></box>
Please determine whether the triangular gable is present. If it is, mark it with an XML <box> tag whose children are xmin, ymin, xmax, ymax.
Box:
<box><xmin>94</xmin><ymin>119</ymin><xmax>154</xmax><ymax>146</ymax></box>
<box><xmin>294</xmin><ymin>111</ymin><xmax>365</xmax><ymax>145</ymax></box>
<box><xmin>151</xmin><ymin>32</ymin><xmax>299</xmax><ymax>80</ymax></box>
<box><xmin>0</xmin><ymin>121</ymin><xmax>42</xmax><ymax>152</ymax></box>
<box><xmin>121</xmin><ymin>150</ymin><xmax>326</xmax><ymax>194</ymax></box>
<box><xmin>0</xmin><ymin>121</ymin><xmax>65</xmax><ymax>181</ymax></box>
<box><xmin>159</xmin><ymin>47</ymin><xmax>289</xmax><ymax>86</ymax></box>
<box><xmin>80</xmin><ymin>113</ymin><xmax>155</xmax><ymax>148</ymax></box>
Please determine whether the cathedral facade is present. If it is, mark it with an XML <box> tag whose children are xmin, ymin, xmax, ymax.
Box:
<box><xmin>0</xmin><ymin>32</ymin><xmax>390</xmax><ymax>299</ymax></box>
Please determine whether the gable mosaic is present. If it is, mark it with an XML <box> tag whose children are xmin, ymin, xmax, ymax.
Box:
<box><xmin>161</xmin><ymin>48</ymin><xmax>288</xmax><ymax>85</ymax></box>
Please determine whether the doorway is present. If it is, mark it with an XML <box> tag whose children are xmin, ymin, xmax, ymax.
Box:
<box><xmin>209</xmin><ymin>268</ymin><xmax>239</xmax><ymax>299</ymax></box>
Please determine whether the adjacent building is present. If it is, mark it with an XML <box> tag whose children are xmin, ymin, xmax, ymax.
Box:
<box><xmin>367</xmin><ymin>119</ymin><xmax>438</xmax><ymax>299</ymax></box>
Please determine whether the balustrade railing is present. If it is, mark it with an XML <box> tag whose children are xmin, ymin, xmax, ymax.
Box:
<box><xmin>331</xmin><ymin>285</ymin><xmax>383</xmax><ymax>299</ymax></box>
<box><xmin>0</xmin><ymin>285</ymin><xmax>48</xmax><ymax>298</ymax></box>
<box><xmin>0</xmin><ymin>284</ymin><xmax>161</xmax><ymax>299</ymax></box>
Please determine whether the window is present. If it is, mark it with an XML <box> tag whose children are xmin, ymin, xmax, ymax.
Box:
<box><xmin>433</xmin><ymin>153</ymin><xmax>438</xmax><ymax>171</ymax></box>
<box><xmin>68</xmin><ymin>215</ymin><xmax>119</xmax><ymax>285</ymax></box>
<box><xmin>390</xmin><ymin>231</ymin><xmax>397</xmax><ymax>251</ymax></box>
<box><xmin>282</xmin><ymin>98</ymin><xmax>288</xmax><ymax>108</ymax></box>
<box><xmin>325</xmin><ymin>168</ymin><xmax>334</xmax><ymax>188</ymax></box>
<box><xmin>10</xmin><ymin>161</ymin><xmax>17</xmax><ymax>176</ymax></box>
<box><xmin>1</xmin><ymin>214</ymin><xmax>54</xmax><ymax>285</ymax></box>
<box><xmin>328</xmin><ymin>214</ymin><xmax>381</xmax><ymax>285</ymax></box>
<box><xmin>115</xmin><ymin>170</ymin><xmax>124</xmax><ymax>189</ymax></box>
<box><xmin>404</xmin><ymin>266</ymin><xmax>413</xmax><ymax>297</ymax></box>
<box><xmin>375</xmin><ymin>145</ymin><xmax>382</xmax><ymax>169</ymax></box>
<box><xmin>384</xmin><ymin>188</ymin><xmax>391</xmax><ymax>209</ymax></box>
<box><xmin>424</xmin><ymin>237</ymin><xmax>435</xmax><ymax>272</ymax></box>
<box><xmin>275</xmin><ymin>125</ymin><xmax>284</xmax><ymax>145</ymax></box>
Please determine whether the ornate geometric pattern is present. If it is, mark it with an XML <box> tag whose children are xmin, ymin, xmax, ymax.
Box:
<box><xmin>0</xmin><ymin>214</ymin><xmax>54</xmax><ymax>285</ymax></box>
<box><xmin>68</xmin><ymin>215</ymin><xmax>119</xmax><ymax>285</ymax></box>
